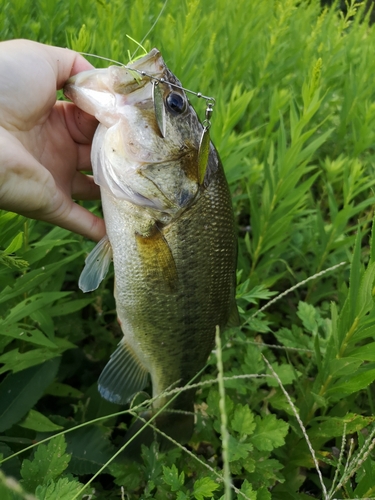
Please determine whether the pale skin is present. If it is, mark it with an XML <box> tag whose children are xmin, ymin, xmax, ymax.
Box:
<box><xmin>0</xmin><ymin>39</ymin><xmax>106</xmax><ymax>242</ymax></box>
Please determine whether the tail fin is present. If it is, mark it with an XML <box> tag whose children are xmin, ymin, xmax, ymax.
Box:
<box><xmin>121</xmin><ymin>410</ymin><xmax>194</xmax><ymax>459</ymax></box>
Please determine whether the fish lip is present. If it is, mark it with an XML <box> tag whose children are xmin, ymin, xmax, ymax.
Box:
<box><xmin>111</xmin><ymin>48</ymin><xmax>167</xmax><ymax>94</ymax></box>
<box><xmin>127</xmin><ymin>48</ymin><xmax>163</xmax><ymax>73</ymax></box>
<box><xmin>64</xmin><ymin>48</ymin><xmax>166</xmax><ymax>101</ymax></box>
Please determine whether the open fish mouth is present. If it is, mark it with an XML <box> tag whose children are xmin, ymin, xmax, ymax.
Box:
<box><xmin>64</xmin><ymin>49</ymin><xmax>169</xmax><ymax>118</ymax></box>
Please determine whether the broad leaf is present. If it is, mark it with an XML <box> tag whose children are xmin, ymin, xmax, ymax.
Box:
<box><xmin>35</xmin><ymin>477</ymin><xmax>83</xmax><ymax>500</ymax></box>
<box><xmin>0</xmin><ymin>359</ymin><xmax>60</xmax><ymax>432</ymax></box>
<box><xmin>163</xmin><ymin>464</ymin><xmax>185</xmax><ymax>492</ymax></box>
<box><xmin>21</xmin><ymin>435</ymin><xmax>70</xmax><ymax>493</ymax></box>
<box><xmin>66</xmin><ymin>426</ymin><xmax>116</xmax><ymax>475</ymax></box>
<box><xmin>18</xmin><ymin>410</ymin><xmax>63</xmax><ymax>432</ymax></box>
<box><xmin>231</xmin><ymin>404</ymin><xmax>256</xmax><ymax>436</ymax></box>
<box><xmin>250</xmin><ymin>414</ymin><xmax>289</xmax><ymax>451</ymax></box>
<box><xmin>193</xmin><ymin>477</ymin><xmax>220</xmax><ymax>500</ymax></box>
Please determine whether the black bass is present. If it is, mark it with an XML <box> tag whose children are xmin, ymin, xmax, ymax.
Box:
<box><xmin>64</xmin><ymin>49</ymin><xmax>237</xmax><ymax>451</ymax></box>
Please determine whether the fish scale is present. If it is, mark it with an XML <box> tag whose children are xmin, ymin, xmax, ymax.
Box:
<box><xmin>64</xmin><ymin>48</ymin><xmax>237</xmax><ymax>453</ymax></box>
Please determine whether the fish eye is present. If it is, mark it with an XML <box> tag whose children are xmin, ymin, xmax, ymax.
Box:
<box><xmin>166</xmin><ymin>92</ymin><xmax>186</xmax><ymax>114</ymax></box>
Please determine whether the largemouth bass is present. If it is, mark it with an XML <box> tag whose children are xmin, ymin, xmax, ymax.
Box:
<box><xmin>64</xmin><ymin>49</ymin><xmax>237</xmax><ymax>451</ymax></box>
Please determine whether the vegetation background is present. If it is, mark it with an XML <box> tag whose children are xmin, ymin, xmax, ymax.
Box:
<box><xmin>1</xmin><ymin>0</ymin><xmax>375</xmax><ymax>498</ymax></box>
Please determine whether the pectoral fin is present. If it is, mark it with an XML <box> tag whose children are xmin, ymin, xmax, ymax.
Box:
<box><xmin>98</xmin><ymin>338</ymin><xmax>149</xmax><ymax>405</ymax></box>
<box><xmin>135</xmin><ymin>226</ymin><xmax>178</xmax><ymax>292</ymax></box>
<box><xmin>79</xmin><ymin>235</ymin><xmax>113</xmax><ymax>292</ymax></box>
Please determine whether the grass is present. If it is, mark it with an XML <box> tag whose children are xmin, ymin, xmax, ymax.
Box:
<box><xmin>2</xmin><ymin>0</ymin><xmax>375</xmax><ymax>498</ymax></box>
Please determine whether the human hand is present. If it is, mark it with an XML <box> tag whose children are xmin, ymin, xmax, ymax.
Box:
<box><xmin>0</xmin><ymin>39</ymin><xmax>106</xmax><ymax>241</ymax></box>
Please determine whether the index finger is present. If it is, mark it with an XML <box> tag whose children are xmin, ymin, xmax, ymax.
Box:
<box><xmin>38</xmin><ymin>41</ymin><xmax>95</xmax><ymax>89</ymax></box>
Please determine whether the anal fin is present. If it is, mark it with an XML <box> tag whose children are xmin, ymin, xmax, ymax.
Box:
<box><xmin>98</xmin><ymin>339</ymin><xmax>149</xmax><ymax>405</ymax></box>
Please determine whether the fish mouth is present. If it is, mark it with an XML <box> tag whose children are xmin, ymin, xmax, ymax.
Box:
<box><xmin>125</xmin><ymin>49</ymin><xmax>166</xmax><ymax>82</ymax></box>
<box><xmin>63</xmin><ymin>48</ymin><xmax>186</xmax><ymax>138</ymax></box>
<box><xmin>106</xmin><ymin>49</ymin><xmax>167</xmax><ymax>100</ymax></box>
<box><xmin>66</xmin><ymin>48</ymin><xmax>165</xmax><ymax>86</ymax></box>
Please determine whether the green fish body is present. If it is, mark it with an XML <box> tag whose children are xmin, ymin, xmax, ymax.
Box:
<box><xmin>64</xmin><ymin>49</ymin><xmax>237</xmax><ymax>450</ymax></box>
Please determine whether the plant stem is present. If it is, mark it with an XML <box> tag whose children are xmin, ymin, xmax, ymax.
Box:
<box><xmin>216</xmin><ymin>325</ymin><xmax>232</xmax><ymax>500</ymax></box>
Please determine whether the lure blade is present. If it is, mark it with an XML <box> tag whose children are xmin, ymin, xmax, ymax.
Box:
<box><xmin>197</xmin><ymin>127</ymin><xmax>210</xmax><ymax>185</ymax></box>
<box><xmin>152</xmin><ymin>81</ymin><xmax>166</xmax><ymax>138</ymax></box>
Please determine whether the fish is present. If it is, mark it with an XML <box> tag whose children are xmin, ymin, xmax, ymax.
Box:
<box><xmin>64</xmin><ymin>48</ymin><xmax>238</xmax><ymax>453</ymax></box>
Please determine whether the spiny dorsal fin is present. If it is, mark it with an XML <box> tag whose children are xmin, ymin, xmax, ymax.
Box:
<box><xmin>79</xmin><ymin>235</ymin><xmax>113</xmax><ymax>292</ymax></box>
<box><xmin>98</xmin><ymin>339</ymin><xmax>149</xmax><ymax>405</ymax></box>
